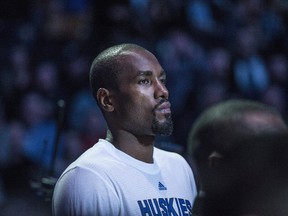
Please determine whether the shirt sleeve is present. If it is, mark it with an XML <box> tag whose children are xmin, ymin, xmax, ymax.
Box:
<box><xmin>52</xmin><ymin>167</ymin><xmax>120</xmax><ymax>216</ymax></box>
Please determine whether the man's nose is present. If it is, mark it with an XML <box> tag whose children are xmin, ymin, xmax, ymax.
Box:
<box><xmin>154</xmin><ymin>80</ymin><xmax>169</xmax><ymax>99</ymax></box>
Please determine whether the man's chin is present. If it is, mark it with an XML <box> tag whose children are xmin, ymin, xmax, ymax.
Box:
<box><xmin>152</xmin><ymin>118</ymin><xmax>173</xmax><ymax>136</ymax></box>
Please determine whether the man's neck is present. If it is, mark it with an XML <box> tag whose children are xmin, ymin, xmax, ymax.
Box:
<box><xmin>106</xmin><ymin>130</ymin><xmax>155</xmax><ymax>163</ymax></box>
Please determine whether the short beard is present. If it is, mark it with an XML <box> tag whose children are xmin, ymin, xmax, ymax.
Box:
<box><xmin>152</xmin><ymin>113</ymin><xmax>173</xmax><ymax>136</ymax></box>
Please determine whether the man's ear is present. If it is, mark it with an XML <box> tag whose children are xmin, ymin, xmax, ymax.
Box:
<box><xmin>207</xmin><ymin>151</ymin><xmax>223</xmax><ymax>168</ymax></box>
<box><xmin>97</xmin><ymin>88</ymin><xmax>114</xmax><ymax>112</ymax></box>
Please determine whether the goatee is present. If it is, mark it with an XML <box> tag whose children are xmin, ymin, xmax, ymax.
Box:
<box><xmin>152</xmin><ymin>113</ymin><xmax>173</xmax><ymax>136</ymax></box>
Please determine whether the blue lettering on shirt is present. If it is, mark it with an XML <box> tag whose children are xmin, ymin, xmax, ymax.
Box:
<box><xmin>138</xmin><ymin>198</ymin><xmax>192</xmax><ymax>216</ymax></box>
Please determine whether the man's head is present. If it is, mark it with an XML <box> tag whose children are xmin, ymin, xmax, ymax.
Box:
<box><xmin>188</xmin><ymin>99</ymin><xmax>287</xmax><ymax>166</ymax></box>
<box><xmin>187</xmin><ymin>99</ymin><xmax>288</xmax><ymax>215</ymax></box>
<box><xmin>89</xmin><ymin>43</ymin><xmax>173</xmax><ymax>137</ymax></box>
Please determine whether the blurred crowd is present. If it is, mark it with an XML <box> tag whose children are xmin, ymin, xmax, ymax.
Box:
<box><xmin>0</xmin><ymin>0</ymin><xmax>288</xmax><ymax>214</ymax></box>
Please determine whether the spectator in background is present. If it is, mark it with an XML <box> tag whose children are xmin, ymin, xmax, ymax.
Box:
<box><xmin>259</xmin><ymin>53</ymin><xmax>288</xmax><ymax>119</ymax></box>
<box><xmin>156</xmin><ymin>30</ymin><xmax>204</xmax><ymax>117</ymax></box>
<box><xmin>232</xmin><ymin>25</ymin><xmax>269</xmax><ymax>98</ymax></box>
<box><xmin>185</xmin><ymin>46</ymin><xmax>234</xmax><ymax>136</ymax></box>
<box><xmin>232</xmin><ymin>0</ymin><xmax>285</xmax><ymax>49</ymax></box>
<box><xmin>195</xmin><ymin>46</ymin><xmax>234</xmax><ymax>109</ymax></box>
<box><xmin>43</xmin><ymin>0</ymin><xmax>93</xmax><ymax>41</ymax></box>
<box><xmin>33</xmin><ymin>61</ymin><xmax>60</xmax><ymax>100</ymax></box>
<box><xmin>186</xmin><ymin>0</ymin><xmax>216</xmax><ymax>34</ymax></box>
<box><xmin>260</xmin><ymin>84</ymin><xmax>287</xmax><ymax>120</ymax></box>
<box><xmin>20</xmin><ymin>91</ymin><xmax>65</xmax><ymax>177</ymax></box>
<box><xmin>176</xmin><ymin>78</ymin><xmax>231</xmax><ymax>151</ymax></box>
<box><xmin>9</xmin><ymin>45</ymin><xmax>31</xmax><ymax>91</ymax></box>
<box><xmin>186</xmin><ymin>99</ymin><xmax>288</xmax><ymax>216</ymax></box>
<box><xmin>62</xmin><ymin>53</ymin><xmax>91</xmax><ymax>97</ymax></box>
<box><xmin>3</xmin><ymin>45</ymin><xmax>32</xmax><ymax>121</ymax></box>
<box><xmin>205</xmin><ymin>47</ymin><xmax>232</xmax><ymax>86</ymax></box>
<box><xmin>1</xmin><ymin>89</ymin><xmax>55</xmax><ymax>215</ymax></box>
<box><xmin>185</xmin><ymin>0</ymin><xmax>235</xmax><ymax>47</ymax></box>
<box><xmin>147</xmin><ymin>0</ymin><xmax>185</xmax><ymax>37</ymax></box>
<box><xmin>267</xmin><ymin>53</ymin><xmax>288</xmax><ymax>93</ymax></box>
<box><xmin>0</xmin><ymin>100</ymin><xmax>32</xmax><ymax>211</ymax></box>
<box><xmin>68</xmin><ymin>90</ymin><xmax>106</xmax><ymax>152</ymax></box>
<box><xmin>195</xmin><ymin>80</ymin><xmax>230</xmax><ymax>115</ymax></box>
<box><xmin>156</xmin><ymin>29</ymin><xmax>206</xmax><ymax>146</ymax></box>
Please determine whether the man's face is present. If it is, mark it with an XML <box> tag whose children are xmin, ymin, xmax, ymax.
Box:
<box><xmin>111</xmin><ymin>49</ymin><xmax>173</xmax><ymax>137</ymax></box>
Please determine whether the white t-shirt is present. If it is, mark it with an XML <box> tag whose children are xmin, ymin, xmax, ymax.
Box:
<box><xmin>52</xmin><ymin>139</ymin><xmax>197</xmax><ymax>216</ymax></box>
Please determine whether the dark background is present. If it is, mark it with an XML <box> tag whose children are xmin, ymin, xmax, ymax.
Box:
<box><xmin>0</xmin><ymin>0</ymin><xmax>287</xmax><ymax>215</ymax></box>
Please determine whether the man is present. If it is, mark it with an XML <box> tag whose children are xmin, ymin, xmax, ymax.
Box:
<box><xmin>52</xmin><ymin>43</ymin><xmax>197</xmax><ymax>216</ymax></box>
<box><xmin>187</xmin><ymin>99</ymin><xmax>288</xmax><ymax>216</ymax></box>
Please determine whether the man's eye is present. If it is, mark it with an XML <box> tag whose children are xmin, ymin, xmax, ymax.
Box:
<box><xmin>138</xmin><ymin>79</ymin><xmax>150</xmax><ymax>85</ymax></box>
<box><xmin>160</xmin><ymin>78</ymin><xmax>167</xmax><ymax>85</ymax></box>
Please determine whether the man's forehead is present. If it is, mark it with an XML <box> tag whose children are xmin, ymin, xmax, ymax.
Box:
<box><xmin>119</xmin><ymin>48</ymin><xmax>153</xmax><ymax>61</ymax></box>
<box><xmin>118</xmin><ymin>49</ymin><xmax>162</xmax><ymax>72</ymax></box>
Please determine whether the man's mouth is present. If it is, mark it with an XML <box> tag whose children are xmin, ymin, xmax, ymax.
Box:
<box><xmin>155</xmin><ymin>101</ymin><xmax>171</xmax><ymax>114</ymax></box>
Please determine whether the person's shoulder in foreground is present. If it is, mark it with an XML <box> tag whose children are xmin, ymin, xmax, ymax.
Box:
<box><xmin>52</xmin><ymin>43</ymin><xmax>197</xmax><ymax>216</ymax></box>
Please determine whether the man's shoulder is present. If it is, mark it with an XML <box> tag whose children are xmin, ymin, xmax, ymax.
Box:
<box><xmin>154</xmin><ymin>146</ymin><xmax>186</xmax><ymax>162</ymax></box>
<box><xmin>59</xmin><ymin>140</ymin><xmax>117</xmax><ymax>178</ymax></box>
